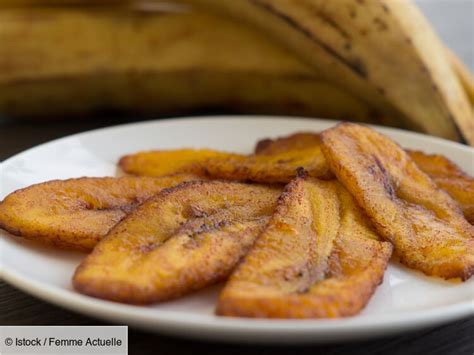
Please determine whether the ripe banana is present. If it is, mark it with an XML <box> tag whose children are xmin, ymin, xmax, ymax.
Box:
<box><xmin>0</xmin><ymin>5</ymin><xmax>377</xmax><ymax>122</ymax></box>
<box><xmin>448</xmin><ymin>48</ymin><xmax>474</xmax><ymax>106</ymax></box>
<box><xmin>176</xmin><ymin>0</ymin><xmax>473</xmax><ymax>144</ymax></box>
<box><xmin>1</xmin><ymin>1</ymin><xmax>472</xmax><ymax>144</ymax></box>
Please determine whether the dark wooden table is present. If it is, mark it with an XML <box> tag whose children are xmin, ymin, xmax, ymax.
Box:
<box><xmin>1</xmin><ymin>116</ymin><xmax>473</xmax><ymax>355</ymax></box>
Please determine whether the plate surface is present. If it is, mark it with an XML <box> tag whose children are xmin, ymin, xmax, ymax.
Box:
<box><xmin>1</xmin><ymin>116</ymin><xmax>473</xmax><ymax>344</ymax></box>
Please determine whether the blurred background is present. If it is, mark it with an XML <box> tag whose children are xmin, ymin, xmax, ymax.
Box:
<box><xmin>416</xmin><ymin>0</ymin><xmax>472</xmax><ymax>71</ymax></box>
<box><xmin>0</xmin><ymin>0</ymin><xmax>473</xmax><ymax>158</ymax></box>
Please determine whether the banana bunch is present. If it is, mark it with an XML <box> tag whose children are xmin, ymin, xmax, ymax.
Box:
<box><xmin>0</xmin><ymin>1</ymin><xmax>472</xmax><ymax>144</ymax></box>
<box><xmin>0</xmin><ymin>5</ymin><xmax>375</xmax><ymax>122</ymax></box>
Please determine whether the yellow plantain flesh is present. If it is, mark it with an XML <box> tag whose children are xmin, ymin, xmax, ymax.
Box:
<box><xmin>255</xmin><ymin>131</ymin><xmax>474</xmax><ymax>224</ymax></box>
<box><xmin>408</xmin><ymin>151</ymin><xmax>474</xmax><ymax>224</ymax></box>
<box><xmin>118</xmin><ymin>149</ymin><xmax>226</xmax><ymax>177</ymax></box>
<box><xmin>119</xmin><ymin>146</ymin><xmax>331</xmax><ymax>183</ymax></box>
<box><xmin>217</xmin><ymin>175</ymin><xmax>392</xmax><ymax>318</ymax></box>
<box><xmin>203</xmin><ymin>146</ymin><xmax>332</xmax><ymax>183</ymax></box>
<box><xmin>73</xmin><ymin>181</ymin><xmax>280</xmax><ymax>304</ymax></box>
<box><xmin>0</xmin><ymin>174</ymin><xmax>198</xmax><ymax>251</ymax></box>
<box><xmin>321</xmin><ymin>123</ymin><xmax>474</xmax><ymax>280</ymax></box>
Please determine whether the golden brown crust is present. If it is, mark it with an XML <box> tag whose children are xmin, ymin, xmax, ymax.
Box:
<box><xmin>255</xmin><ymin>132</ymin><xmax>322</xmax><ymax>155</ymax></box>
<box><xmin>203</xmin><ymin>146</ymin><xmax>332</xmax><ymax>183</ymax></box>
<box><xmin>119</xmin><ymin>144</ymin><xmax>332</xmax><ymax>183</ymax></box>
<box><xmin>0</xmin><ymin>174</ymin><xmax>199</xmax><ymax>251</ymax></box>
<box><xmin>255</xmin><ymin>132</ymin><xmax>474</xmax><ymax>223</ymax></box>
<box><xmin>73</xmin><ymin>181</ymin><xmax>281</xmax><ymax>304</ymax></box>
<box><xmin>321</xmin><ymin>123</ymin><xmax>474</xmax><ymax>280</ymax></box>
<box><xmin>408</xmin><ymin>150</ymin><xmax>474</xmax><ymax>223</ymax></box>
<box><xmin>217</xmin><ymin>178</ymin><xmax>392</xmax><ymax>318</ymax></box>
<box><xmin>119</xmin><ymin>149</ymin><xmax>226</xmax><ymax>177</ymax></box>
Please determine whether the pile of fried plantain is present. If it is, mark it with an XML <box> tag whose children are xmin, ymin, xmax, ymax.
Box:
<box><xmin>254</xmin><ymin>131</ymin><xmax>474</xmax><ymax>224</ymax></box>
<box><xmin>118</xmin><ymin>131</ymin><xmax>474</xmax><ymax>224</ymax></box>
<box><xmin>217</xmin><ymin>174</ymin><xmax>392</xmax><ymax>318</ymax></box>
<box><xmin>321</xmin><ymin>123</ymin><xmax>474</xmax><ymax>280</ymax></box>
<box><xmin>1</xmin><ymin>122</ymin><xmax>473</xmax><ymax>318</ymax></box>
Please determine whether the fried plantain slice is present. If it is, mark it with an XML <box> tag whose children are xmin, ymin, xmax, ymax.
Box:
<box><xmin>321</xmin><ymin>123</ymin><xmax>474</xmax><ymax>280</ymax></box>
<box><xmin>119</xmin><ymin>146</ymin><xmax>331</xmax><ymax>183</ymax></box>
<box><xmin>73</xmin><ymin>181</ymin><xmax>281</xmax><ymax>304</ymax></box>
<box><xmin>255</xmin><ymin>132</ymin><xmax>474</xmax><ymax>223</ymax></box>
<box><xmin>217</xmin><ymin>176</ymin><xmax>392</xmax><ymax>318</ymax></box>
<box><xmin>0</xmin><ymin>174</ymin><xmax>198</xmax><ymax>251</ymax></box>
<box><xmin>408</xmin><ymin>151</ymin><xmax>474</xmax><ymax>224</ymax></box>
<box><xmin>119</xmin><ymin>149</ymin><xmax>227</xmax><ymax>177</ymax></box>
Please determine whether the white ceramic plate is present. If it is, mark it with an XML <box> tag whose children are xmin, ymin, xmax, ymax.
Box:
<box><xmin>1</xmin><ymin>116</ymin><xmax>473</xmax><ymax>344</ymax></box>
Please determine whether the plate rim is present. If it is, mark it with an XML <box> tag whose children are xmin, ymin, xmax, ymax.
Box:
<box><xmin>1</xmin><ymin>116</ymin><xmax>472</xmax><ymax>169</ymax></box>
<box><xmin>2</xmin><ymin>269</ymin><xmax>474</xmax><ymax>343</ymax></box>
<box><xmin>1</xmin><ymin>115</ymin><xmax>473</xmax><ymax>343</ymax></box>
